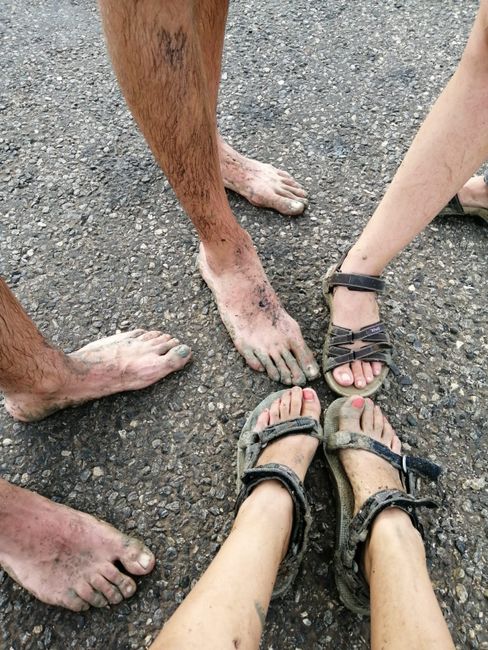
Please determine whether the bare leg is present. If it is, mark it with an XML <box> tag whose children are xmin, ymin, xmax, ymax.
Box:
<box><xmin>338</xmin><ymin>397</ymin><xmax>454</xmax><ymax>650</ymax></box>
<box><xmin>329</xmin><ymin>1</ymin><xmax>488</xmax><ymax>390</ymax></box>
<box><xmin>0</xmin><ymin>478</ymin><xmax>155</xmax><ymax>611</ymax></box>
<box><xmin>0</xmin><ymin>277</ymin><xmax>191</xmax><ymax>421</ymax></box>
<box><xmin>151</xmin><ymin>387</ymin><xmax>321</xmax><ymax>649</ymax></box>
<box><xmin>98</xmin><ymin>0</ymin><xmax>319</xmax><ymax>385</ymax></box>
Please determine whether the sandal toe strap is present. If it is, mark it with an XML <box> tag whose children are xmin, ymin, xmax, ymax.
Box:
<box><xmin>239</xmin><ymin>416</ymin><xmax>323</xmax><ymax>469</ymax></box>
<box><xmin>328</xmin><ymin>430</ymin><xmax>442</xmax><ymax>483</ymax></box>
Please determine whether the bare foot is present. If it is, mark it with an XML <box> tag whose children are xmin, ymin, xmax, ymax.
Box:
<box><xmin>0</xmin><ymin>479</ymin><xmax>155</xmax><ymax>611</ymax></box>
<box><xmin>198</xmin><ymin>243</ymin><xmax>319</xmax><ymax>385</ymax></box>
<box><xmin>218</xmin><ymin>136</ymin><xmax>308</xmax><ymax>216</ymax></box>
<box><xmin>4</xmin><ymin>330</ymin><xmax>192</xmax><ymax>422</ymax></box>
<box><xmin>457</xmin><ymin>174</ymin><xmax>488</xmax><ymax>210</ymax></box>
<box><xmin>328</xmin><ymin>250</ymin><xmax>383</xmax><ymax>390</ymax></box>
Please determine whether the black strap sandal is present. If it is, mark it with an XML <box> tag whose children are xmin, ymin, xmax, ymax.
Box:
<box><xmin>322</xmin><ymin>249</ymin><xmax>398</xmax><ymax>397</ymax></box>
<box><xmin>236</xmin><ymin>390</ymin><xmax>323</xmax><ymax>598</ymax></box>
<box><xmin>438</xmin><ymin>171</ymin><xmax>488</xmax><ymax>223</ymax></box>
<box><xmin>324</xmin><ymin>398</ymin><xmax>442</xmax><ymax>616</ymax></box>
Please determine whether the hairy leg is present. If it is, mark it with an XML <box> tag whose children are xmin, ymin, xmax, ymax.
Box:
<box><xmin>0</xmin><ymin>277</ymin><xmax>191</xmax><ymax>421</ymax></box>
<box><xmin>0</xmin><ymin>478</ymin><xmax>155</xmax><ymax>611</ymax></box>
<box><xmin>98</xmin><ymin>0</ymin><xmax>318</xmax><ymax>384</ymax></box>
<box><xmin>151</xmin><ymin>387</ymin><xmax>321</xmax><ymax>650</ymax></box>
<box><xmin>330</xmin><ymin>2</ymin><xmax>488</xmax><ymax>389</ymax></box>
<box><xmin>337</xmin><ymin>397</ymin><xmax>454</xmax><ymax>649</ymax></box>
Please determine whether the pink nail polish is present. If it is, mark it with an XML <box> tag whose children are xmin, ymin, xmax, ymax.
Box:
<box><xmin>352</xmin><ymin>397</ymin><xmax>364</xmax><ymax>408</ymax></box>
<box><xmin>303</xmin><ymin>388</ymin><xmax>315</xmax><ymax>400</ymax></box>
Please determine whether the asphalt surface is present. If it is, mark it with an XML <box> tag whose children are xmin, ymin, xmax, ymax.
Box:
<box><xmin>1</xmin><ymin>0</ymin><xmax>487</xmax><ymax>648</ymax></box>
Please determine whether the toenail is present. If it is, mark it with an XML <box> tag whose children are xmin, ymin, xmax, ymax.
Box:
<box><xmin>357</xmin><ymin>380</ymin><xmax>364</xmax><ymax>387</ymax></box>
<box><xmin>125</xmin><ymin>584</ymin><xmax>135</xmax><ymax>595</ymax></box>
<box><xmin>175</xmin><ymin>345</ymin><xmax>191</xmax><ymax>358</ymax></box>
<box><xmin>138</xmin><ymin>552</ymin><xmax>153</xmax><ymax>569</ymax></box>
<box><xmin>352</xmin><ymin>397</ymin><xmax>365</xmax><ymax>408</ymax></box>
<box><xmin>341</xmin><ymin>373</ymin><xmax>351</xmax><ymax>383</ymax></box>
<box><xmin>290</xmin><ymin>200</ymin><xmax>304</xmax><ymax>210</ymax></box>
<box><xmin>303</xmin><ymin>388</ymin><xmax>315</xmax><ymax>400</ymax></box>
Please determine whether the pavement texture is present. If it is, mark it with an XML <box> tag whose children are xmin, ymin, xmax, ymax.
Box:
<box><xmin>1</xmin><ymin>0</ymin><xmax>487</xmax><ymax>648</ymax></box>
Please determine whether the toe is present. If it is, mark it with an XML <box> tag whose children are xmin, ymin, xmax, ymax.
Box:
<box><xmin>118</xmin><ymin>539</ymin><xmax>155</xmax><ymax>576</ymax></box>
<box><xmin>255</xmin><ymin>408</ymin><xmax>270</xmax><ymax>432</ymax></box>
<box><xmin>301</xmin><ymin>387</ymin><xmax>321</xmax><ymax>421</ymax></box>
<box><xmin>351</xmin><ymin>360</ymin><xmax>367</xmax><ymax>389</ymax></box>
<box><xmin>153</xmin><ymin>337</ymin><xmax>179</xmax><ymax>355</ymax></box>
<box><xmin>360</xmin><ymin>398</ymin><xmax>374</xmax><ymax>433</ymax></box>
<box><xmin>381</xmin><ymin>416</ymin><xmax>398</xmax><ymax>448</ymax></box>
<box><xmin>289</xmin><ymin>385</ymin><xmax>303</xmax><ymax>418</ymax></box>
<box><xmin>65</xmin><ymin>588</ymin><xmax>90</xmax><ymax>612</ymax></box>
<box><xmin>255</xmin><ymin>351</ymin><xmax>281</xmax><ymax>383</ymax></box>
<box><xmin>281</xmin><ymin>350</ymin><xmax>306</xmax><ymax>386</ymax></box>
<box><xmin>242</xmin><ymin>348</ymin><xmax>265</xmax><ymax>372</ymax></box>
<box><xmin>268</xmin><ymin>394</ymin><xmax>282</xmax><ymax>425</ymax></box>
<box><xmin>281</xmin><ymin>177</ymin><xmax>307</xmax><ymax>193</ymax></box>
<box><xmin>289</xmin><ymin>342</ymin><xmax>319</xmax><ymax>380</ymax></box>
<box><xmin>361</xmin><ymin>361</ymin><xmax>374</xmax><ymax>384</ymax></box>
<box><xmin>90</xmin><ymin>573</ymin><xmax>124</xmax><ymax>605</ymax></box>
<box><xmin>278</xmin><ymin>389</ymin><xmax>292</xmax><ymax>420</ymax></box>
<box><xmin>274</xmin><ymin>196</ymin><xmax>307</xmax><ymax>216</ymax></box>
<box><xmin>338</xmin><ymin>395</ymin><xmax>365</xmax><ymax>432</ymax></box>
<box><xmin>373</xmin><ymin>404</ymin><xmax>384</xmax><ymax>435</ymax></box>
<box><xmin>159</xmin><ymin>344</ymin><xmax>192</xmax><ymax>375</ymax></box>
<box><xmin>138</xmin><ymin>330</ymin><xmax>162</xmax><ymax>341</ymax></box>
<box><xmin>75</xmin><ymin>582</ymin><xmax>108</xmax><ymax>608</ymax></box>
<box><xmin>372</xmin><ymin>361</ymin><xmax>383</xmax><ymax>377</ymax></box>
<box><xmin>332</xmin><ymin>364</ymin><xmax>354</xmax><ymax>387</ymax></box>
<box><xmin>270</xmin><ymin>352</ymin><xmax>293</xmax><ymax>385</ymax></box>
<box><xmin>100</xmin><ymin>562</ymin><xmax>137</xmax><ymax>599</ymax></box>
<box><xmin>390</xmin><ymin>430</ymin><xmax>402</xmax><ymax>455</ymax></box>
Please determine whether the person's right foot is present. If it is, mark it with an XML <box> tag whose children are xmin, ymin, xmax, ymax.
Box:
<box><xmin>0</xmin><ymin>480</ymin><xmax>155</xmax><ymax>611</ymax></box>
<box><xmin>337</xmin><ymin>396</ymin><xmax>404</xmax><ymax>515</ymax></box>
<box><xmin>198</xmin><ymin>242</ymin><xmax>319</xmax><ymax>385</ymax></box>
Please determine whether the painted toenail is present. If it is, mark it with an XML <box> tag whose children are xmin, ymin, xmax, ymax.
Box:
<box><xmin>303</xmin><ymin>388</ymin><xmax>315</xmax><ymax>400</ymax></box>
<box><xmin>175</xmin><ymin>345</ymin><xmax>191</xmax><ymax>358</ymax></box>
<box><xmin>138</xmin><ymin>552</ymin><xmax>153</xmax><ymax>569</ymax></box>
<box><xmin>352</xmin><ymin>397</ymin><xmax>365</xmax><ymax>408</ymax></box>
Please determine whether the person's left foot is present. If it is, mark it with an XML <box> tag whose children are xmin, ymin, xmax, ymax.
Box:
<box><xmin>457</xmin><ymin>174</ymin><xmax>488</xmax><ymax>211</ymax></box>
<box><xmin>218</xmin><ymin>136</ymin><xmax>308</xmax><ymax>216</ymax></box>
<box><xmin>4</xmin><ymin>329</ymin><xmax>192</xmax><ymax>422</ymax></box>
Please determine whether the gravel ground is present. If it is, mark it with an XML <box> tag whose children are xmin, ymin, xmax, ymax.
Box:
<box><xmin>1</xmin><ymin>0</ymin><xmax>487</xmax><ymax>648</ymax></box>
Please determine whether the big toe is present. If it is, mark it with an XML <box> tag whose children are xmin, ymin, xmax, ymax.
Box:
<box><xmin>161</xmin><ymin>344</ymin><xmax>192</xmax><ymax>373</ymax></box>
<box><xmin>332</xmin><ymin>364</ymin><xmax>354</xmax><ymax>387</ymax></box>
<box><xmin>338</xmin><ymin>396</ymin><xmax>366</xmax><ymax>432</ymax></box>
<box><xmin>274</xmin><ymin>196</ymin><xmax>307</xmax><ymax>216</ymax></box>
<box><xmin>301</xmin><ymin>387</ymin><xmax>321</xmax><ymax>421</ymax></box>
<box><xmin>118</xmin><ymin>538</ymin><xmax>155</xmax><ymax>576</ymax></box>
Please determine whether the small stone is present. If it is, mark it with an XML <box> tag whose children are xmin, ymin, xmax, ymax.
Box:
<box><xmin>456</xmin><ymin>584</ymin><xmax>468</xmax><ymax>604</ymax></box>
<box><xmin>2</xmin><ymin>439</ymin><xmax>13</xmax><ymax>446</ymax></box>
<box><xmin>33</xmin><ymin>625</ymin><xmax>43</xmax><ymax>635</ymax></box>
<box><xmin>463</xmin><ymin>477</ymin><xmax>485</xmax><ymax>491</ymax></box>
<box><xmin>406</xmin><ymin>414</ymin><xmax>417</xmax><ymax>426</ymax></box>
<box><xmin>92</xmin><ymin>466</ymin><xmax>104</xmax><ymax>478</ymax></box>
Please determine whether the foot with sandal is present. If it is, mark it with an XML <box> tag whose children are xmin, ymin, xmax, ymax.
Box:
<box><xmin>323</xmin><ymin>2</ymin><xmax>488</xmax><ymax>395</ymax></box>
<box><xmin>151</xmin><ymin>388</ymin><xmax>453</xmax><ymax>650</ymax></box>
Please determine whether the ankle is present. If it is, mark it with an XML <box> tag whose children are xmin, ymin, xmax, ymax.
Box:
<box><xmin>201</xmin><ymin>229</ymin><xmax>256</xmax><ymax>270</ymax></box>
<box><xmin>363</xmin><ymin>509</ymin><xmax>424</xmax><ymax>583</ymax></box>
<box><xmin>339</xmin><ymin>246</ymin><xmax>385</xmax><ymax>277</ymax></box>
<box><xmin>3</xmin><ymin>347</ymin><xmax>74</xmax><ymax>399</ymax></box>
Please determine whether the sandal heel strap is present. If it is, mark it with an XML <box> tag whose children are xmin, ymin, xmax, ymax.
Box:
<box><xmin>339</xmin><ymin>489</ymin><xmax>438</xmax><ymax>613</ymax></box>
<box><xmin>327</xmin><ymin>271</ymin><xmax>385</xmax><ymax>293</ymax></box>
<box><xmin>236</xmin><ymin>463</ymin><xmax>312</xmax><ymax>598</ymax></box>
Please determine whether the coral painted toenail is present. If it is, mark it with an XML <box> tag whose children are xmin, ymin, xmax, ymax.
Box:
<box><xmin>303</xmin><ymin>388</ymin><xmax>315</xmax><ymax>400</ymax></box>
<box><xmin>352</xmin><ymin>397</ymin><xmax>365</xmax><ymax>408</ymax></box>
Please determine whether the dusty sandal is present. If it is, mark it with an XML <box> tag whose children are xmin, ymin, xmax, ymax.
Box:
<box><xmin>323</xmin><ymin>397</ymin><xmax>442</xmax><ymax>616</ymax></box>
<box><xmin>438</xmin><ymin>193</ymin><xmax>488</xmax><ymax>223</ymax></box>
<box><xmin>322</xmin><ymin>250</ymin><xmax>398</xmax><ymax>397</ymax></box>
<box><xmin>236</xmin><ymin>390</ymin><xmax>323</xmax><ymax>598</ymax></box>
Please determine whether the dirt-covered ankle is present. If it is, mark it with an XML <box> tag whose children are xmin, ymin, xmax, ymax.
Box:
<box><xmin>362</xmin><ymin>508</ymin><xmax>425</xmax><ymax>583</ymax></box>
<box><xmin>200</xmin><ymin>228</ymin><xmax>255</xmax><ymax>272</ymax></box>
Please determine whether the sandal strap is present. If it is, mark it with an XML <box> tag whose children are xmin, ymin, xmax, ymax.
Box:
<box><xmin>339</xmin><ymin>489</ymin><xmax>438</xmax><ymax>611</ymax></box>
<box><xmin>238</xmin><ymin>416</ymin><xmax>323</xmax><ymax>469</ymax></box>
<box><xmin>326</xmin><ymin>271</ymin><xmax>385</xmax><ymax>293</ymax></box>
<box><xmin>327</xmin><ymin>322</ymin><xmax>389</xmax><ymax>347</ymax></box>
<box><xmin>446</xmin><ymin>194</ymin><xmax>464</xmax><ymax>214</ymax></box>
<box><xmin>327</xmin><ymin>430</ymin><xmax>442</xmax><ymax>482</ymax></box>
<box><xmin>236</xmin><ymin>463</ymin><xmax>312</xmax><ymax>597</ymax></box>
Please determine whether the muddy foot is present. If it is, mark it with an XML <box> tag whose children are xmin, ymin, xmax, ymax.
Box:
<box><xmin>4</xmin><ymin>330</ymin><xmax>192</xmax><ymax>422</ymax></box>
<box><xmin>219</xmin><ymin>136</ymin><xmax>308</xmax><ymax>216</ymax></box>
<box><xmin>0</xmin><ymin>479</ymin><xmax>155</xmax><ymax>611</ymax></box>
<box><xmin>198</xmin><ymin>244</ymin><xmax>319</xmax><ymax>385</ymax></box>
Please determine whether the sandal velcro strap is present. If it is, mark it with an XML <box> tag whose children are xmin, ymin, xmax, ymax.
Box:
<box><xmin>238</xmin><ymin>417</ymin><xmax>322</xmax><ymax>469</ymax></box>
<box><xmin>326</xmin><ymin>271</ymin><xmax>385</xmax><ymax>294</ymax></box>
<box><xmin>328</xmin><ymin>322</ymin><xmax>389</xmax><ymax>347</ymax></box>
<box><xmin>236</xmin><ymin>463</ymin><xmax>312</xmax><ymax>597</ymax></box>
<box><xmin>328</xmin><ymin>430</ymin><xmax>442</xmax><ymax>482</ymax></box>
<box><xmin>338</xmin><ymin>489</ymin><xmax>439</xmax><ymax>613</ymax></box>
